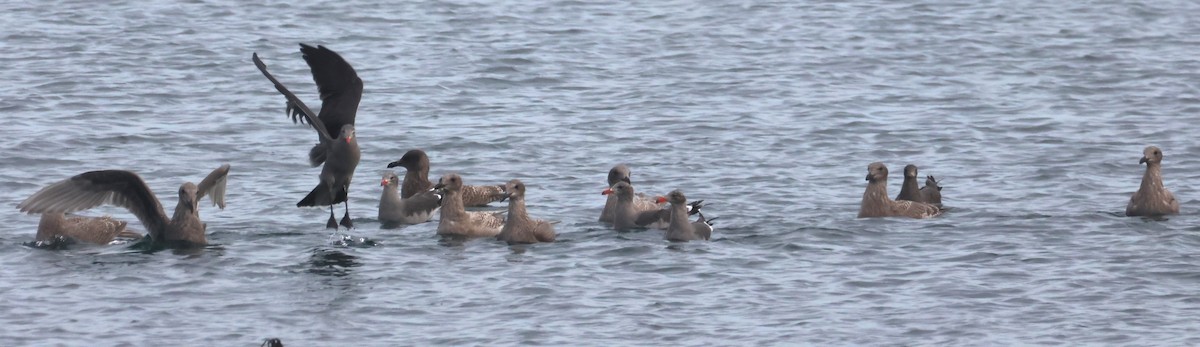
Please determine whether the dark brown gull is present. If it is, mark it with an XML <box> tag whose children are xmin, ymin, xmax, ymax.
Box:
<box><xmin>895</xmin><ymin>164</ymin><xmax>924</xmax><ymax>203</ymax></box>
<box><xmin>387</xmin><ymin>149</ymin><xmax>507</xmax><ymax>207</ymax></box>
<box><xmin>253</xmin><ymin>47</ymin><xmax>362</xmax><ymax>229</ymax></box>
<box><xmin>920</xmin><ymin>175</ymin><xmax>943</xmax><ymax>208</ymax></box>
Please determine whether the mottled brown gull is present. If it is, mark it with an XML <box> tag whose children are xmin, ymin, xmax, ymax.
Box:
<box><xmin>496</xmin><ymin>179</ymin><xmax>556</xmax><ymax>244</ymax></box>
<box><xmin>1126</xmin><ymin>146</ymin><xmax>1179</xmax><ymax>217</ymax></box>
<box><xmin>434</xmin><ymin>173</ymin><xmax>506</xmax><ymax>238</ymax></box>
<box><xmin>34</xmin><ymin>213</ymin><xmax>140</xmax><ymax>245</ymax></box>
<box><xmin>858</xmin><ymin>162</ymin><xmax>942</xmax><ymax>219</ymax></box>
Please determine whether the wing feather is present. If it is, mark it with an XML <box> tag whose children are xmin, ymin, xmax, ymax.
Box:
<box><xmin>252</xmin><ymin>52</ymin><xmax>333</xmax><ymax>144</ymax></box>
<box><xmin>461</xmin><ymin>184</ymin><xmax>507</xmax><ymax>207</ymax></box>
<box><xmin>300</xmin><ymin>44</ymin><xmax>362</xmax><ymax>139</ymax></box>
<box><xmin>196</xmin><ymin>164</ymin><xmax>231</xmax><ymax>209</ymax></box>
<box><xmin>18</xmin><ymin>170</ymin><xmax>169</xmax><ymax>235</ymax></box>
<box><xmin>470</xmin><ymin>210</ymin><xmax>506</xmax><ymax>230</ymax></box>
<box><xmin>892</xmin><ymin>200</ymin><xmax>942</xmax><ymax>219</ymax></box>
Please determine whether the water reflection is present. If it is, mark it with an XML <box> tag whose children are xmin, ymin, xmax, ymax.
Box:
<box><xmin>307</xmin><ymin>247</ymin><xmax>361</xmax><ymax>277</ymax></box>
<box><xmin>437</xmin><ymin>235</ymin><xmax>471</xmax><ymax>248</ymax></box>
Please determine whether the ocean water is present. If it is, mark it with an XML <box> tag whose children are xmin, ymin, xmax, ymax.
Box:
<box><xmin>2</xmin><ymin>0</ymin><xmax>1200</xmax><ymax>345</ymax></box>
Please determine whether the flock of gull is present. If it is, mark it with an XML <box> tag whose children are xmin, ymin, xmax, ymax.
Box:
<box><xmin>13</xmin><ymin>44</ymin><xmax>1182</xmax><ymax>249</ymax></box>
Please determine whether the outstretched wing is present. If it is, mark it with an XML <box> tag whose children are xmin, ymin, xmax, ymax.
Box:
<box><xmin>301</xmin><ymin>44</ymin><xmax>362</xmax><ymax>138</ymax></box>
<box><xmin>18</xmin><ymin>170</ymin><xmax>170</xmax><ymax>237</ymax></box>
<box><xmin>196</xmin><ymin>164</ymin><xmax>231</xmax><ymax>209</ymax></box>
<box><xmin>252</xmin><ymin>52</ymin><xmax>332</xmax><ymax>144</ymax></box>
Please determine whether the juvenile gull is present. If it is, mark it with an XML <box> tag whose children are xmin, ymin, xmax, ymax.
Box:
<box><xmin>254</xmin><ymin>47</ymin><xmax>362</xmax><ymax>229</ymax></box>
<box><xmin>378</xmin><ymin>171</ymin><xmax>441</xmax><ymax>227</ymax></box>
<box><xmin>858</xmin><ymin>162</ymin><xmax>942</xmax><ymax>219</ymax></box>
<box><xmin>35</xmin><ymin>213</ymin><xmax>140</xmax><ymax>245</ymax></box>
<box><xmin>434</xmin><ymin>173</ymin><xmax>506</xmax><ymax>238</ymax></box>
<box><xmin>895</xmin><ymin>164</ymin><xmax>924</xmax><ymax>203</ymax></box>
<box><xmin>599</xmin><ymin>164</ymin><xmax>665</xmax><ymax>223</ymax></box>
<box><xmin>386</xmin><ymin>149</ymin><xmax>507</xmax><ymax>207</ymax></box>
<box><xmin>1126</xmin><ymin>146</ymin><xmax>1180</xmax><ymax>217</ymax></box>
<box><xmin>920</xmin><ymin>175</ymin><xmax>943</xmax><ymax>208</ymax></box>
<box><xmin>18</xmin><ymin>164</ymin><xmax>230</xmax><ymax>247</ymax></box>
<box><xmin>664</xmin><ymin>190</ymin><xmax>715</xmax><ymax>242</ymax></box>
<box><xmin>496</xmin><ymin>179</ymin><xmax>556</xmax><ymax>244</ymax></box>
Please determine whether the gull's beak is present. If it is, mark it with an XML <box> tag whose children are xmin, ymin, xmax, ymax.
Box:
<box><xmin>601</xmin><ymin>188</ymin><xmax>613</xmax><ymax>195</ymax></box>
<box><xmin>433</xmin><ymin>183</ymin><xmax>446</xmax><ymax>190</ymax></box>
<box><xmin>1140</xmin><ymin>156</ymin><xmax>1148</xmax><ymax>165</ymax></box>
<box><xmin>865</xmin><ymin>173</ymin><xmax>872</xmax><ymax>181</ymax></box>
<box><xmin>380</xmin><ymin>179</ymin><xmax>389</xmax><ymax>187</ymax></box>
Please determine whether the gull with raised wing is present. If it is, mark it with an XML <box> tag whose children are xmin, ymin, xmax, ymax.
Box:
<box><xmin>920</xmin><ymin>175</ymin><xmax>943</xmax><ymax>208</ymax></box>
<box><xmin>253</xmin><ymin>45</ymin><xmax>362</xmax><ymax>229</ymax></box>
<box><xmin>18</xmin><ymin>164</ymin><xmax>230</xmax><ymax>247</ymax></box>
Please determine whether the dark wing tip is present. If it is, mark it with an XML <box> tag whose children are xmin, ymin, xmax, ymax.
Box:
<box><xmin>251</xmin><ymin>53</ymin><xmax>270</xmax><ymax>73</ymax></box>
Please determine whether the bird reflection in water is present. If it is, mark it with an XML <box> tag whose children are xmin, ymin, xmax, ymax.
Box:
<box><xmin>307</xmin><ymin>247</ymin><xmax>361</xmax><ymax>277</ymax></box>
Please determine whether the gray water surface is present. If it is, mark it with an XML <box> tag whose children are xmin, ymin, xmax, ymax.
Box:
<box><xmin>3</xmin><ymin>0</ymin><xmax>1200</xmax><ymax>345</ymax></box>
